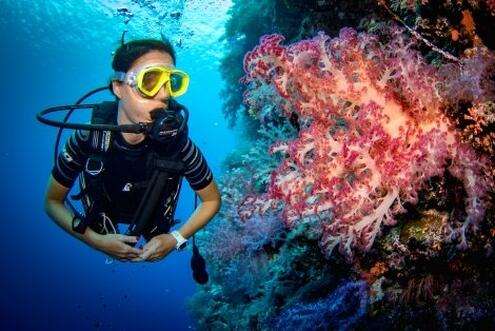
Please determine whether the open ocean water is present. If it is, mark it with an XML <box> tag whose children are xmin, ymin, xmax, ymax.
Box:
<box><xmin>0</xmin><ymin>1</ymin><xmax>235</xmax><ymax>330</ymax></box>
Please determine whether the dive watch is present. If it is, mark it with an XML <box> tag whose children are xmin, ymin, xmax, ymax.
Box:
<box><xmin>170</xmin><ymin>230</ymin><xmax>188</xmax><ymax>251</ymax></box>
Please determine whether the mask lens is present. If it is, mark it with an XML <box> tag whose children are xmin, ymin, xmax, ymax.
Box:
<box><xmin>170</xmin><ymin>72</ymin><xmax>185</xmax><ymax>93</ymax></box>
<box><xmin>135</xmin><ymin>66</ymin><xmax>189</xmax><ymax>98</ymax></box>
<box><xmin>141</xmin><ymin>69</ymin><xmax>164</xmax><ymax>94</ymax></box>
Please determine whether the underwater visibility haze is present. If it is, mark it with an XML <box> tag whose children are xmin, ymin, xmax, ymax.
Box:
<box><xmin>1</xmin><ymin>0</ymin><xmax>495</xmax><ymax>330</ymax></box>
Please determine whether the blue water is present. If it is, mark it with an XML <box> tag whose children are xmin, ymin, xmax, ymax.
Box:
<box><xmin>0</xmin><ymin>1</ymin><xmax>235</xmax><ymax>330</ymax></box>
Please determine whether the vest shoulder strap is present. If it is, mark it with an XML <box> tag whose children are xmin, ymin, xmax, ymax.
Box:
<box><xmin>89</xmin><ymin>101</ymin><xmax>118</xmax><ymax>153</ymax></box>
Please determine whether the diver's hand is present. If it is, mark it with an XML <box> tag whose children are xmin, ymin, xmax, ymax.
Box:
<box><xmin>92</xmin><ymin>233</ymin><xmax>144</xmax><ymax>262</ymax></box>
<box><xmin>137</xmin><ymin>233</ymin><xmax>175</xmax><ymax>262</ymax></box>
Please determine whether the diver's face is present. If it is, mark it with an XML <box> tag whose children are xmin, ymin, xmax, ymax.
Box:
<box><xmin>114</xmin><ymin>50</ymin><xmax>174</xmax><ymax>124</ymax></box>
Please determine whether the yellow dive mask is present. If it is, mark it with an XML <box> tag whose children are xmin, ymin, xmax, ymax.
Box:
<box><xmin>114</xmin><ymin>63</ymin><xmax>190</xmax><ymax>98</ymax></box>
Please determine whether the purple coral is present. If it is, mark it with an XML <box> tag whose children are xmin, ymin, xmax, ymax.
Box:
<box><xmin>272</xmin><ymin>280</ymin><xmax>369</xmax><ymax>330</ymax></box>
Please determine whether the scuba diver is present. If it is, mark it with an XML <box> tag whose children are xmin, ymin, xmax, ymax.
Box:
<box><xmin>42</xmin><ymin>37</ymin><xmax>221</xmax><ymax>272</ymax></box>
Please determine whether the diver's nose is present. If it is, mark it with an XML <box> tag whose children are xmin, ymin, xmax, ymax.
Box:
<box><xmin>155</xmin><ymin>82</ymin><xmax>170</xmax><ymax>100</ymax></box>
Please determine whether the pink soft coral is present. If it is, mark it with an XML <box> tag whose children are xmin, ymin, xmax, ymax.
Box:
<box><xmin>239</xmin><ymin>27</ymin><xmax>493</xmax><ymax>261</ymax></box>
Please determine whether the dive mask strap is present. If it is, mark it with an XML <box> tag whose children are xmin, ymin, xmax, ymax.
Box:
<box><xmin>113</xmin><ymin>71</ymin><xmax>136</xmax><ymax>87</ymax></box>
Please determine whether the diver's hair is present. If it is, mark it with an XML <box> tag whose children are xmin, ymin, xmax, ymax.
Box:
<box><xmin>109</xmin><ymin>38</ymin><xmax>176</xmax><ymax>96</ymax></box>
<box><xmin>112</xmin><ymin>38</ymin><xmax>176</xmax><ymax>72</ymax></box>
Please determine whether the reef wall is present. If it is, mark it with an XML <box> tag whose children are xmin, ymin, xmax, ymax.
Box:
<box><xmin>190</xmin><ymin>1</ymin><xmax>495</xmax><ymax>329</ymax></box>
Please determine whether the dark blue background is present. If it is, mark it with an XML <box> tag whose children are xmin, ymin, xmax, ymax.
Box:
<box><xmin>0</xmin><ymin>1</ymin><xmax>235</xmax><ymax>330</ymax></box>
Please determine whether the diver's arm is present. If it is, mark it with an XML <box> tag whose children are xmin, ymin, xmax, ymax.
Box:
<box><xmin>138</xmin><ymin>180</ymin><xmax>221</xmax><ymax>261</ymax></box>
<box><xmin>177</xmin><ymin>179</ymin><xmax>221</xmax><ymax>239</ymax></box>
<box><xmin>43</xmin><ymin>175</ymin><xmax>102</xmax><ymax>246</ymax></box>
<box><xmin>44</xmin><ymin>175</ymin><xmax>144</xmax><ymax>260</ymax></box>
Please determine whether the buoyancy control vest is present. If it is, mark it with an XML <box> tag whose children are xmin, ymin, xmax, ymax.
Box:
<box><xmin>72</xmin><ymin>101</ymin><xmax>187</xmax><ymax>240</ymax></box>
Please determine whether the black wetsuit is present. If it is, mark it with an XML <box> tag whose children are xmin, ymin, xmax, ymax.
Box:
<box><xmin>52</xmin><ymin>126</ymin><xmax>213</xmax><ymax>237</ymax></box>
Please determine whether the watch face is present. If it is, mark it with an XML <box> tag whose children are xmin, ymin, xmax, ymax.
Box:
<box><xmin>178</xmin><ymin>242</ymin><xmax>187</xmax><ymax>250</ymax></box>
<box><xmin>73</xmin><ymin>217</ymin><xmax>81</xmax><ymax>228</ymax></box>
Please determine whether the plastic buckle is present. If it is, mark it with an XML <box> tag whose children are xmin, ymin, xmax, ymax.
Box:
<box><xmin>85</xmin><ymin>157</ymin><xmax>104</xmax><ymax>176</ymax></box>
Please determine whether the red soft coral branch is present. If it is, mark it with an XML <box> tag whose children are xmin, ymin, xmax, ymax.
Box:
<box><xmin>239</xmin><ymin>27</ymin><xmax>494</xmax><ymax>261</ymax></box>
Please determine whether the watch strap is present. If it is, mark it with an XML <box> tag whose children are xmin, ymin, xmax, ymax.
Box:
<box><xmin>170</xmin><ymin>230</ymin><xmax>187</xmax><ymax>250</ymax></box>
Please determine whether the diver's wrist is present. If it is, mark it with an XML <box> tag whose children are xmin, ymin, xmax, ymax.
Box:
<box><xmin>170</xmin><ymin>230</ymin><xmax>188</xmax><ymax>251</ymax></box>
<box><xmin>85</xmin><ymin>228</ymin><xmax>103</xmax><ymax>247</ymax></box>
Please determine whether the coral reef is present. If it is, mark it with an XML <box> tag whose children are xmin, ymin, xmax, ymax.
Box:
<box><xmin>271</xmin><ymin>280</ymin><xmax>369</xmax><ymax>330</ymax></box>
<box><xmin>219</xmin><ymin>0</ymin><xmax>495</xmax><ymax>127</ymax></box>
<box><xmin>377</xmin><ymin>0</ymin><xmax>495</xmax><ymax>60</ymax></box>
<box><xmin>219</xmin><ymin>0</ymin><xmax>382</xmax><ymax>127</ymax></box>
<box><xmin>239</xmin><ymin>27</ymin><xmax>493</xmax><ymax>260</ymax></box>
<box><xmin>190</xmin><ymin>1</ymin><xmax>495</xmax><ymax>330</ymax></box>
